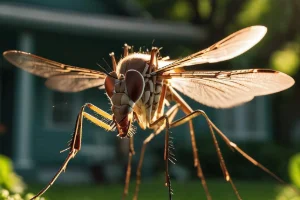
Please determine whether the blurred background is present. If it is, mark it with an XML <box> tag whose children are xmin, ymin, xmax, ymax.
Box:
<box><xmin>0</xmin><ymin>0</ymin><xmax>299</xmax><ymax>199</ymax></box>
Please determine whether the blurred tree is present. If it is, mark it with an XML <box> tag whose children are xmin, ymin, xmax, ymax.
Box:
<box><xmin>134</xmin><ymin>0</ymin><xmax>300</xmax><ymax>145</ymax></box>
<box><xmin>289</xmin><ymin>153</ymin><xmax>300</xmax><ymax>188</ymax></box>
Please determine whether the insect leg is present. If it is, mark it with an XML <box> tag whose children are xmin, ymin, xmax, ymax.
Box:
<box><xmin>124</xmin><ymin>43</ymin><xmax>131</xmax><ymax>57</ymax></box>
<box><xmin>150</xmin><ymin>116</ymin><xmax>173</xmax><ymax>200</ymax></box>
<box><xmin>189</xmin><ymin>120</ymin><xmax>211</xmax><ymax>199</ymax></box>
<box><xmin>30</xmin><ymin>104</ymin><xmax>112</xmax><ymax>200</ymax></box>
<box><xmin>170</xmin><ymin>86</ymin><xmax>288</xmax><ymax>199</ymax></box>
<box><xmin>170</xmin><ymin>108</ymin><xmax>289</xmax><ymax>199</ymax></box>
<box><xmin>204</xmin><ymin>119</ymin><xmax>286</xmax><ymax>184</ymax></box>
<box><xmin>109</xmin><ymin>52</ymin><xmax>117</xmax><ymax>71</ymax></box>
<box><xmin>133</xmin><ymin>104</ymin><xmax>179</xmax><ymax>200</ymax></box>
<box><xmin>169</xmin><ymin>87</ymin><xmax>286</xmax><ymax>182</ymax></box>
<box><xmin>156</xmin><ymin>83</ymin><xmax>168</xmax><ymax>118</ymax></box>
<box><xmin>168</xmin><ymin>87</ymin><xmax>212</xmax><ymax>199</ymax></box>
<box><xmin>169</xmin><ymin>87</ymin><xmax>241</xmax><ymax>199</ymax></box>
<box><xmin>149</xmin><ymin>47</ymin><xmax>158</xmax><ymax>72</ymax></box>
<box><xmin>122</xmin><ymin>136</ymin><xmax>135</xmax><ymax>200</ymax></box>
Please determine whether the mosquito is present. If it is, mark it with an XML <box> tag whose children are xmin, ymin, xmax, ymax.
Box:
<box><xmin>3</xmin><ymin>25</ymin><xmax>295</xmax><ymax>200</ymax></box>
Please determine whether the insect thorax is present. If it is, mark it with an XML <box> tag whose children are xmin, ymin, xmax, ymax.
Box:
<box><xmin>116</xmin><ymin>53</ymin><xmax>163</xmax><ymax>128</ymax></box>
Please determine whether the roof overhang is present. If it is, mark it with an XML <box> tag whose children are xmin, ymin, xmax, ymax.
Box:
<box><xmin>0</xmin><ymin>3</ymin><xmax>207</xmax><ymax>42</ymax></box>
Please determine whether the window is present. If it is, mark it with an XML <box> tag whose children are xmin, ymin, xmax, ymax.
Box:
<box><xmin>45</xmin><ymin>90</ymin><xmax>82</xmax><ymax>130</ymax></box>
<box><xmin>52</xmin><ymin>92</ymin><xmax>74</xmax><ymax>124</ymax></box>
<box><xmin>216</xmin><ymin>97</ymin><xmax>268</xmax><ymax>141</ymax></box>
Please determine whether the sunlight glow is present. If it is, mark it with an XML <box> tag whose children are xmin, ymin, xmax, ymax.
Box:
<box><xmin>238</xmin><ymin>0</ymin><xmax>270</xmax><ymax>26</ymax></box>
<box><xmin>170</xmin><ymin>1</ymin><xmax>193</xmax><ymax>20</ymax></box>
<box><xmin>197</xmin><ymin>0</ymin><xmax>211</xmax><ymax>19</ymax></box>
<box><xmin>271</xmin><ymin>45</ymin><xmax>299</xmax><ymax>76</ymax></box>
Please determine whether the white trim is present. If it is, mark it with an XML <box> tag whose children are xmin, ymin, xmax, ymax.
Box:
<box><xmin>13</xmin><ymin>32</ymin><xmax>34</xmax><ymax>170</ymax></box>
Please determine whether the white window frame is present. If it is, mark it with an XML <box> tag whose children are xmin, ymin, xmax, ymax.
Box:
<box><xmin>216</xmin><ymin>97</ymin><xmax>268</xmax><ymax>141</ymax></box>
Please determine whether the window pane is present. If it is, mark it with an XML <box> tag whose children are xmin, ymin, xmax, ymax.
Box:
<box><xmin>52</xmin><ymin>92</ymin><xmax>74</xmax><ymax>124</ymax></box>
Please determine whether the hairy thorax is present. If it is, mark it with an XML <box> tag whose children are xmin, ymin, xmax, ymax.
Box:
<box><xmin>116</xmin><ymin>53</ymin><xmax>168</xmax><ymax>129</ymax></box>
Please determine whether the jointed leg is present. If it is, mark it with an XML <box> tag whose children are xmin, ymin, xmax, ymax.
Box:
<box><xmin>149</xmin><ymin>116</ymin><xmax>173</xmax><ymax>200</ymax></box>
<box><xmin>168</xmin><ymin>87</ymin><xmax>212</xmax><ymax>199</ymax></box>
<box><xmin>30</xmin><ymin>103</ymin><xmax>112</xmax><ymax>200</ymax></box>
<box><xmin>109</xmin><ymin>43</ymin><xmax>131</xmax><ymax>72</ymax></box>
<box><xmin>204</xmin><ymin>119</ymin><xmax>285</xmax><ymax>184</ymax></box>
<box><xmin>188</xmin><ymin>120</ymin><xmax>212</xmax><ymax>200</ymax></box>
<box><xmin>169</xmin><ymin>87</ymin><xmax>286</xmax><ymax>199</ymax></box>
<box><xmin>124</xmin><ymin>43</ymin><xmax>131</xmax><ymax>57</ymax></box>
<box><xmin>133</xmin><ymin>104</ymin><xmax>179</xmax><ymax>200</ymax></box>
<box><xmin>170</xmin><ymin>110</ymin><xmax>285</xmax><ymax>183</ymax></box>
<box><xmin>169</xmin><ymin>87</ymin><xmax>241</xmax><ymax>199</ymax></box>
<box><xmin>122</xmin><ymin>136</ymin><xmax>135</xmax><ymax>200</ymax></box>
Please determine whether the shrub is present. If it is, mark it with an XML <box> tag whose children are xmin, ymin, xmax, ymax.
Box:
<box><xmin>0</xmin><ymin>155</ymin><xmax>45</xmax><ymax>200</ymax></box>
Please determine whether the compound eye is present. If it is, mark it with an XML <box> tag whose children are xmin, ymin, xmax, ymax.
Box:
<box><xmin>125</xmin><ymin>70</ymin><xmax>145</xmax><ymax>102</ymax></box>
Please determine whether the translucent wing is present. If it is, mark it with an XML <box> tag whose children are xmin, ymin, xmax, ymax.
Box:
<box><xmin>156</xmin><ymin>26</ymin><xmax>267</xmax><ymax>73</ymax></box>
<box><xmin>3</xmin><ymin>50</ymin><xmax>106</xmax><ymax>92</ymax></box>
<box><xmin>163</xmin><ymin>69</ymin><xmax>294</xmax><ymax>108</ymax></box>
<box><xmin>45</xmin><ymin>73</ymin><xmax>105</xmax><ymax>92</ymax></box>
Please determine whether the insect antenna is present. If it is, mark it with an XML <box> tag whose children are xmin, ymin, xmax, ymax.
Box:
<box><xmin>96</xmin><ymin>63</ymin><xmax>115</xmax><ymax>78</ymax></box>
<box><xmin>102</xmin><ymin>58</ymin><xmax>113</xmax><ymax>72</ymax></box>
<box><xmin>96</xmin><ymin>62</ymin><xmax>110</xmax><ymax>74</ymax></box>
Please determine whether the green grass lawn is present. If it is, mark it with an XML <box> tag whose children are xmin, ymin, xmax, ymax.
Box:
<box><xmin>28</xmin><ymin>179</ymin><xmax>284</xmax><ymax>200</ymax></box>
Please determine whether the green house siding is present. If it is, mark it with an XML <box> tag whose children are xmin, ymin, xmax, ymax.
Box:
<box><xmin>0</xmin><ymin>1</ymin><xmax>273</xmax><ymax>184</ymax></box>
<box><xmin>0</xmin><ymin>1</ymin><xmax>208</xmax><ymax>182</ymax></box>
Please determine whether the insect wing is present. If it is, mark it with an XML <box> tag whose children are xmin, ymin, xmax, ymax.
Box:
<box><xmin>45</xmin><ymin>73</ymin><xmax>105</xmax><ymax>92</ymax></box>
<box><xmin>3</xmin><ymin>50</ymin><xmax>107</xmax><ymax>92</ymax></box>
<box><xmin>156</xmin><ymin>26</ymin><xmax>267</xmax><ymax>73</ymax></box>
<box><xmin>164</xmin><ymin>69</ymin><xmax>294</xmax><ymax>108</ymax></box>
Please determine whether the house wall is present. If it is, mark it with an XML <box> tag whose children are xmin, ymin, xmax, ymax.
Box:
<box><xmin>0</xmin><ymin>0</ymin><xmax>273</xmax><ymax>184</ymax></box>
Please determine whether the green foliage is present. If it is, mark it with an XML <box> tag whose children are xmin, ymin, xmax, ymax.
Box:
<box><xmin>169</xmin><ymin>1</ymin><xmax>193</xmax><ymax>21</ymax></box>
<box><xmin>0</xmin><ymin>155</ymin><xmax>45</xmax><ymax>200</ymax></box>
<box><xmin>271</xmin><ymin>43</ymin><xmax>300</xmax><ymax>76</ymax></box>
<box><xmin>197</xmin><ymin>0</ymin><xmax>212</xmax><ymax>19</ymax></box>
<box><xmin>237</xmin><ymin>0</ymin><xmax>271</xmax><ymax>26</ymax></box>
<box><xmin>275</xmin><ymin>152</ymin><xmax>300</xmax><ymax>199</ymax></box>
<box><xmin>0</xmin><ymin>189</ymin><xmax>46</xmax><ymax>200</ymax></box>
<box><xmin>289</xmin><ymin>153</ymin><xmax>300</xmax><ymax>188</ymax></box>
<box><xmin>135</xmin><ymin>0</ymin><xmax>300</xmax><ymax>76</ymax></box>
<box><xmin>276</xmin><ymin>186</ymin><xmax>300</xmax><ymax>200</ymax></box>
<box><xmin>0</xmin><ymin>155</ymin><xmax>25</xmax><ymax>194</ymax></box>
